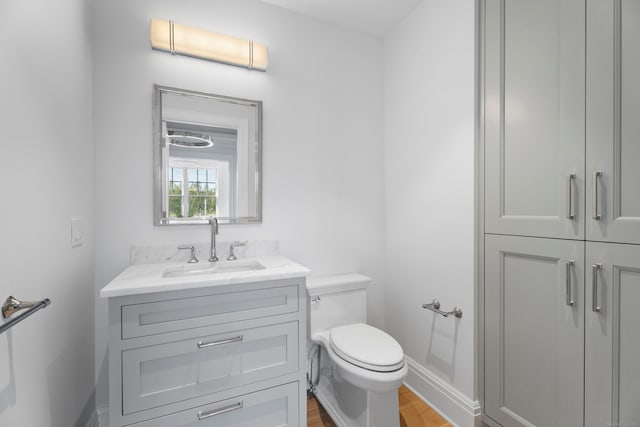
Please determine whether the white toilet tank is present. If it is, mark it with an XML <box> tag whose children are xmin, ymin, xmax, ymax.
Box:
<box><xmin>307</xmin><ymin>273</ymin><xmax>371</xmax><ymax>337</ymax></box>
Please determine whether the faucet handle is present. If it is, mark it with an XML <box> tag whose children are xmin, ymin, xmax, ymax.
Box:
<box><xmin>227</xmin><ymin>241</ymin><xmax>247</xmax><ymax>261</ymax></box>
<box><xmin>178</xmin><ymin>245</ymin><xmax>199</xmax><ymax>263</ymax></box>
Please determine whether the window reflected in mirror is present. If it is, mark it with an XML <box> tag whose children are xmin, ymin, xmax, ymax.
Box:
<box><xmin>153</xmin><ymin>85</ymin><xmax>262</xmax><ymax>225</ymax></box>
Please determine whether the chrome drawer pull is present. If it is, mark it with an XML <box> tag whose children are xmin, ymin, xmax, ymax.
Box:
<box><xmin>592</xmin><ymin>264</ymin><xmax>602</xmax><ymax>313</ymax></box>
<box><xmin>566</xmin><ymin>174</ymin><xmax>575</xmax><ymax>219</ymax></box>
<box><xmin>592</xmin><ymin>171</ymin><xmax>602</xmax><ymax>220</ymax></box>
<box><xmin>566</xmin><ymin>260</ymin><xmax>575</xmax><ymax>306</ymax></box>
<box><xmin>197</xmin><ymin>401</ymin><xmax>243</xmax><ymax>420</ymax></box>
<box><xmin>197</xmin><ymin>335</ymin><xmax>243</xmax><ymax>349</ymax></box>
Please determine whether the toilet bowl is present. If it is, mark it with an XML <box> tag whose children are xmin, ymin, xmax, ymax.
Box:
<box><xmin>313</xmin><ymin>323</ymin><xmax>406</xmax><ymax>392</ymax></box>
<box><xmin>307</xmin><ymin>274</ymin><xmax>408</xmax><ymax>427</ymax></box>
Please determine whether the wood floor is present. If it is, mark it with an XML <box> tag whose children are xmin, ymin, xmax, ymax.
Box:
<box><xmin>307</xmin><ymin>385</ymin><xmax>452</xmax><ymax>427</ymax></box>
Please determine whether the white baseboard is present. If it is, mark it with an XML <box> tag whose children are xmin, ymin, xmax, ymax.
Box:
<box><xmin>94</xmin><ymin>406</ymin><xmax>109</xmax><ymax>427</ymax></box>
<box><xmin>313</xmin><ymin>387</ymin><xmax>349</xmax><ymax>427</ymax></box>
<box><xmin>84</xmin><ymin>410</ymin><xmax>99</xmax><ymax>427</ymax></box>
<box><xmin>404</xmin><ymin>356</ymin><xmax>481</xmax><ymax>427</ymax></box>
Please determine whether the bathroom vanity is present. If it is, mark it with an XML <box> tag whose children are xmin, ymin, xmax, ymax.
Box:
<box><xmin>100</xmin><ymin>256</ymin><xmax>309</xmax><ymax>427</ymax></box>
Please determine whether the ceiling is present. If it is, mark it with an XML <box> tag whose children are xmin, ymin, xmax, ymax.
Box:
<box><xmin>258</xmin><ymin>0</ymin><xmax>423</xmax><ymax>37</ymax></box>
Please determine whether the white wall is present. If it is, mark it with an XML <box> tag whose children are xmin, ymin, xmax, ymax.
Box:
<box><xmin>0</xmin><ymin>0</ymin><xmax>95</xmax><ymax>426</ymax></box>
<box><xmin>92</xmin><ymin>0</ymin><xmax>386</xmax><ymax>410</ymax></box>
<box><xmin>384</xmin><ymin>0</ymin><xmax>476</xmax><ymax>417</ymax></box>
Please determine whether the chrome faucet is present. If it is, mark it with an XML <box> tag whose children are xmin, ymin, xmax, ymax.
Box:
<box><xmin>227</xmin><ymin>241</ymin><xmax>247</xmax><ymax>261</ymax></box>
<box><xmin>178</xmin><ymin>245</ymin><xmax>198</xmax><ymax>263</ymax></box>
<box><xmin>208</xmin><ymin>218</ymin><xmax>219</xmax><ymax>262</ymax></box>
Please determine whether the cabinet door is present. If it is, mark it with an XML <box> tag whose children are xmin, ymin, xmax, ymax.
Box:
<box><xmin>484</xmin><ymin>234</ymin><xmax>584</xmax><ymax>426</ymax></box>
<box><xmin>484</xmin><ymin>0</ymin><xmax>585</xmax><ymax>239</ymax></box>
<box><xmin>585</xmin><ymin>242</ymin><xmax>640</xmax><ymax>426</ymax></box>
<box><xmin>586</xmin><ymin>0</ymin><xmax>640</xmax><ymax>244</ymax></box>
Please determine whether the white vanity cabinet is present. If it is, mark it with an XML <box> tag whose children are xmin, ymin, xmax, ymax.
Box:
<box><xmin>102</xmin><ymin>263</ymin><xmax>308</xmax><ymax>427</ymax></box>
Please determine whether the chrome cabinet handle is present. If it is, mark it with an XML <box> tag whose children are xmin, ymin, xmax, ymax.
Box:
<box><xmin>197</xmin><ymin>401</ymin><xmax>243</xmax><ymax>420</ymax></box>
<box><xmin>592</xmin><ymin>264</ymin><xmax>602</xmax><ymax>313</ymax></box>
<box><xmin>566</xmin><ymin>260</ymin><xmax>575</xmax><ymax>306</ymax></box>
<box><xmin>592</xmin><ymin>171</ymin><xmax>603</xmax><ymax>220</ymax></box>
<box><xmin>197</xmin><ymin>335</ymin><xmax>243</xmax><ymax>349</ymax></box>
<box><xmin>566</xmin><ymin>174</ymin><xmax>576</xmax><ymax>219</ymax></box>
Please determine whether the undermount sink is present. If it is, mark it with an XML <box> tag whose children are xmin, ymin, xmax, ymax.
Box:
<box><xmin>162</xmin><ymin>260</ymin><xmax>266</xmax><ymax>278</ymax></box>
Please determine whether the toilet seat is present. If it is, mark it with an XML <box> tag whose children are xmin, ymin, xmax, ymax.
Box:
<box><xmin>329</xmin><ymin>323</ymin><xmax>404</xmax><ymax>372</ymax></box>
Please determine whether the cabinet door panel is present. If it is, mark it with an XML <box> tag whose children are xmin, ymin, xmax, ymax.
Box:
<box><xmin>587</xmin><ymin>0</ymin><xmax>640</xmax><ymax>244</ymax></box>
<box><xmin>585</xmin><ymin>242</ymin><xmax>640</xmax><ymax>426</ymax></box>
<box><xmin>121</xmin><ymin>285</ymin><xmax>299</xmax><ymax>339</ymax></box>
<box><xmin>122</xmin><ymin>321</ymin><xmax>298</xmax><ymax>414</ymax></box>
<box><xmin>484</xmin><ymin>0</ymin><xmax>585</xmax><ymax>239</ymax></box>
<box><xmin>485</xmin><ymin>234</ymin><xmax>583</xmax><ymax>426</ymax></box>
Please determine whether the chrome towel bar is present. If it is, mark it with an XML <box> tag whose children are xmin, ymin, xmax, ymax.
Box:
<box><xmin>0</xmin><ymin>296</ymin><xmax>51</xmax><ymax>335</ymax></box>
<box><xmin>422</xmin><ymin>299</ymin><xmax>462</xmax><ymax>318</ymax></box>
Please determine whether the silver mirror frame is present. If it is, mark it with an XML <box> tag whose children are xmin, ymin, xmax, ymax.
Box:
<box><xmin>153</xmin><ymin>84</ymin><xmax>262</xmax><ymax>225</ymax></box>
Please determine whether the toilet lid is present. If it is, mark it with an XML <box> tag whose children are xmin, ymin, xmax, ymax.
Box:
<box><xmin>329</xmin><ymin>323</ymin><xmax>404</xmax><ymax>372</ymax></box>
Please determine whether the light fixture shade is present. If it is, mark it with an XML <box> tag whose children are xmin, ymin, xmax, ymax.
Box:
<box><xmin>150</xmin><ymin>18</ymin><xmax>268</xmax><ymax>71</ymax></box>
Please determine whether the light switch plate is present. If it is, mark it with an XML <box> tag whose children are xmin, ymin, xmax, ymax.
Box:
<box><xmin>71</xmin><ymin>218</ymin><xmax>84</xmax><ymax>247</ymax></box>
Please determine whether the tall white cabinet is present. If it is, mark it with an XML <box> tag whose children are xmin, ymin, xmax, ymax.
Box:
<box><xmin>480</xmin><ymin>0</ymin><xmax>640</xmax><ymax>426</ymax></box>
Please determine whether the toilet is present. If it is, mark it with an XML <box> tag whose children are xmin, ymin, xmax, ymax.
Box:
<box><xmin>307</xmin><ymin>274</ymin><xmax>408</xmax><ymax>427</ymax></box>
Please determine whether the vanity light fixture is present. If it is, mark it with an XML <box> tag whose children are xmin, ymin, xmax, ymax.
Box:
<box><xmin>150</xmin><ymin>18</ymin><xmax>269</xmax><ymax>71</ymax></box>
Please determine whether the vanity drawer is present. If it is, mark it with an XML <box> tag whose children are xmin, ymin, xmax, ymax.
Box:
<box><xmin>122</xmin><ymin>321</ymin><xmax>298</xmax><ymax>415</ymax></box>
<box><xmin>128</xmin><ymin>382</ymin><xmax>299</xmax><ymax>427</ymax></box>
<box><xmin>121</xmin><ymin>285</ymin><xmax>298</xmax><ymax>339</ymax></box>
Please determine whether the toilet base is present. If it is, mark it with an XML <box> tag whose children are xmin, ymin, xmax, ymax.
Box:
<box><xmin>313</xmin><ymin>346</ymin><xmax>401</xmax><ymax>427</ymax></box>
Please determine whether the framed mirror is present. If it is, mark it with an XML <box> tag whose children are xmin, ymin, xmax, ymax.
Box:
<box><xmin>153</xmin><ymin>85</ymin><xmax>262</xmax><ymax>225</ymax></box>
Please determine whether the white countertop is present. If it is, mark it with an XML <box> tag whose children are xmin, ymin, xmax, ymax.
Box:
<box><xmin>100</xmin><ymin>255</ymin><xmax>310</xmax><ymax>298</ymax></box>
